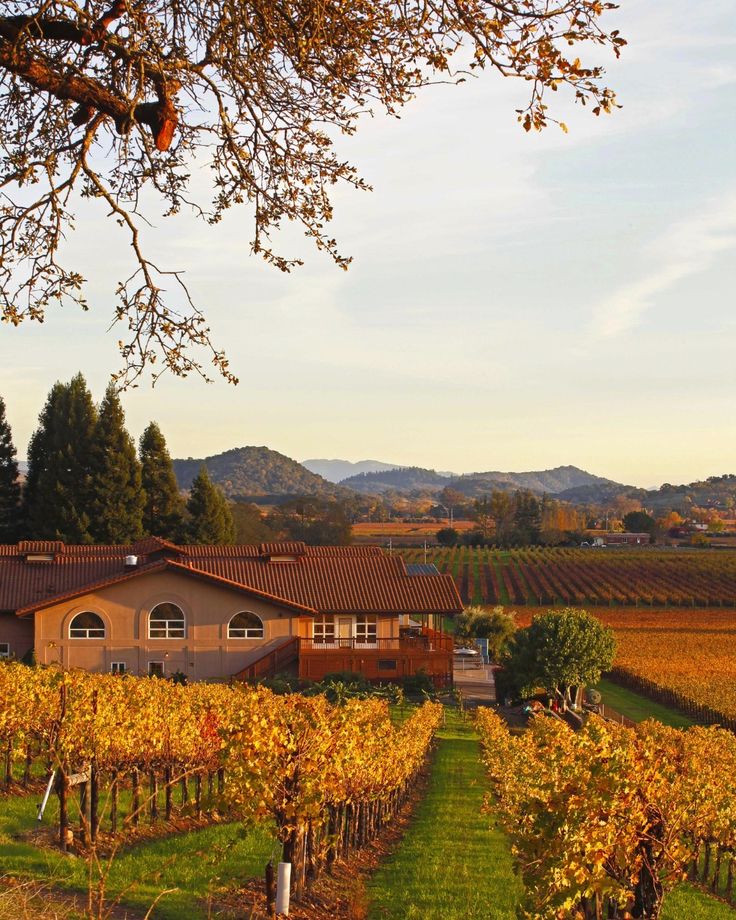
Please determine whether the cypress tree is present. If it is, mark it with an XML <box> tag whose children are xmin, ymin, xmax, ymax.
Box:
<box><xmin>0</xmin><ymin>397</ymin><xmax>22</xmax><ymax>542</ymax></box>
<box><xmin>88</xmin><ymin>384</ymin><xmax>145</xmax><ymax>544</ymax></box>
<box><xmin>139</xmin><ymin>421</ymin><xmax>185</xmax><ymax>540</ymax></box>
<box><xmin>186</xmin><ymin>466</ymin><xmax>236</xmax><ymax>545</ymax></box>
<box><xmin>24</xmin><ymin>374</ymin><xmax>97</xmax><ymax>542</ymax></box>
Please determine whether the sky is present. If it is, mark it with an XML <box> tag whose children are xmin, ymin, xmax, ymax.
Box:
<box><xmin>1</xmin><ymin>0</ymin><xmax>735</xmax><ymax>488</ymax></box>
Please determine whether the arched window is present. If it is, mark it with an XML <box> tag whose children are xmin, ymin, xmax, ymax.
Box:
<box><xmin>69</xmin><ymin>611</ymin><xmax>106</xmax><ymax>639</ymax></box>
<box><xmin>148</xmin><ymin>603</ymin><xmax>186</xmax><ymax>639</ymax></box>
<box><xmin>228</xmin><ymin>611</ymin><xmax>264</xmax><ymax>639</ymax></box>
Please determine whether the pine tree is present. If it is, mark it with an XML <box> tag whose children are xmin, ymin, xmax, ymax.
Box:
<box><xmin>24</xmin><ymin>374</ymin><xmax>97</xmax><ymax>542</ymax></box>
<box><xmin>140</xmin><ymin>421</ymin><xmax>185</xmax><ymax>540</ymax></box>
<box><xmin>88</xmin><ymin>384</ymin><xmax>145</xmax><ymax>544</ymax></box>
<box><xmin>186</xmin><ymin>466</ymin><xmax>236</xmax><ymax>545</ymax></box>
<box><xmin>0</xmin><ymin>397</ymin><xmax>22</xmax><ymax>542</ymax></box>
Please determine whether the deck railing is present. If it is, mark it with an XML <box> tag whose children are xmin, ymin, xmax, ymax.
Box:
<box><xmin>299</xmin><ymin>631</ymin><xmax>454</xmax><ymax>653</ymax></box>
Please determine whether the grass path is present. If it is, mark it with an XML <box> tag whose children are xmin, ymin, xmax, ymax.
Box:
<box><xmin>366</xmin><ymin>708</ymin><xmax>521</xmax><ymax>920</ymax></box>
<box><xmin>366</xmin><ymin>706</ymin><xmax>734</xmax><ymax>920</ymax></box>
<box><xmin>596</xmin><ymin>678</ymin><xmax>694</xmax><ymax>728</ymax></box>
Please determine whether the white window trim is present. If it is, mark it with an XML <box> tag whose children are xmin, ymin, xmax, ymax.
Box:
<box><xmin>0</xmin><ymin>643</ymin><xmax>10</xmax><ymax>658</ymax></box>
<box><xmin>148</xmin><ymin>604</ymin><xmax>186</xmax><ymax>640</ymax></box>
<box><xmin>228</xmin><ymin>612</ymin><xmax>264</xmax><ymax>639</ymax></box>
<box><xmin>148</xmin><ymin>660</ymin><xmax>165</xmax><ymax>676</ymax></box>
<box><xmin>311</xmin><ymin>615</ymin><xmax>378</xmax><ymax>648</ymax></box>
<box><xmin>69</xmin><ymin>612</ymin><xmax>106</xmax><ymax>639</ymax></box>
<box><xmin>110</xmin><ymin>661</ymin><xmax>127</xmax><ymax>674</ymax></box>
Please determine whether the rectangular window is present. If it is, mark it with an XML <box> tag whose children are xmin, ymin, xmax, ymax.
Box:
<box><xmin>0</xmin><ymin>643</ymin><xmax>10</xmax><ymax>659</ymax></box>
<box><xmin>148</xmin><ymin>661</ymin><xmax>165</xmax><ymax>677</ymax></box>
<box><xmin>355</xmin><ymin>615</ymin><xmax>377</xmax><ymax>646</ymax></box>
<box><xmin>378</xmin><ymin>659</ymin><xmax>397</xmax><ymax>672</ymax></box>
<box><xmin>312</xmin><ymin>615</ymin><xmax>335</xmax><ymax>644</ymax></box>
<box><xmin>111</xmin><ymin>661</ymin><xmax>127</xmax><ymax>675</ymax></box>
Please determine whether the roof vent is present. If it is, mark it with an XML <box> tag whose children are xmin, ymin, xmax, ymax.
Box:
<box><xmin>124</xmin><ymin>555</ymin><xmax>139</xmax><ymax>568</ymax></box>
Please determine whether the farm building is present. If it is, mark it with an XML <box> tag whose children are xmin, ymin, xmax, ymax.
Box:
<box><xmin>0</xmin><ymin>539</ymin><xmax>461</xmax><ymax>686</ymax></box>
<box><xmin>588</xmin><ymin>532</ymin><xmax>652</xmax><ymax>546</ymax></box>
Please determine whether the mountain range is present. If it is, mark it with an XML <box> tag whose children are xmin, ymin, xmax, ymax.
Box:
<box><xmin>338</xmin><ymin>464</ymin><xmax>622</xmax><ymax>498</ymax></box>
<box><xmin>302</xmin><ymin>458</ymin><xmax>456</xmax><ymax>482</ymax></box>
<box><xmin>171</xmin><ymin>446</ymin><xmax>629</xmax><ymax>504</ymax></box>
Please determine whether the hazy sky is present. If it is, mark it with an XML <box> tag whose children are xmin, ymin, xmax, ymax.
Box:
<box><xmin>2</xmin><ymin>0</ymin><xmax>735</xmax><ymax>488</ymax></box>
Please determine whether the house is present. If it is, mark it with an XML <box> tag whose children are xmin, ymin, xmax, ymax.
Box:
<box><xmin>0</xmin><ymin>539</ymin><xmax>461</xmax><ymax>686</ymax></box>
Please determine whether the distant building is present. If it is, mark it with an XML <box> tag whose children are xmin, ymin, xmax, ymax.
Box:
<box><xmin>588</xmin><ymin>532</ymin><xmax>651</xmax><ymax>546</ymax></box>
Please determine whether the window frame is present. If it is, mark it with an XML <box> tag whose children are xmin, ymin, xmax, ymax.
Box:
<box><xmin>355</xmin><ymin>614</ymin><xmax>378</xmax><ymax>646</ymax></box>
<box><xmin>110</xmin><ymin>661</ymin><xmax>127</xmax><ymax>675</ymax></box>
<box><xmin>227</xmin><ymin>611</ymin><xmax>265</xmax><ymax>639</ymax></box>
<box><xmin>69</xmin><ymin>611</ymin><xmax>106</xmax><ymax>639</ymax></box>
<box><xmin>312</xmin><ymin>614</ymin><xmax>336</xmax><ymax>645</ymax></box>
<box><xmin>148</xmin><ymin>660</ymin><xmax>165</xmax><ymax>677</ymax></box>
<box><xmin>0</xmin><ymin>643</ymin><xmax>10</xmax><ymax>659</ymax></box>
<box><xmin>148</xmin><ymin>603</ymin><xmax>186</xmax><ymax>640</ymax></box>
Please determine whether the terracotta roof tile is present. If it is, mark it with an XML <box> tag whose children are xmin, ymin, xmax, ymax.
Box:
<box><xmin>0</xmin><ymin>541</ymin><xmax>462</xmax><ymax>616</ymax></box>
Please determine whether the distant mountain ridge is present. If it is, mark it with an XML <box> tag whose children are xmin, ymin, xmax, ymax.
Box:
<box><xmin>302</xmin><ymin>458</ymin><xmax>406</xmax><ymax>483</ymax></box>
<box><xmin>339</xmin><ymin>463</ymin><xmax>626</xmax><ymax>499</ymax></box>
<box><xmin>451</xmin><ymin>465</ymin><xmax>621</xmax><ymax>498</ymax></box>
<box><xmin>340</xmin><ymin>466</ymin><xmax>453</xmax><ymax>495</ymax></box>
<box><xmin>173</xmin><ymin>446</ymin><xmax>348</xmax><ymax>501</ymax></box>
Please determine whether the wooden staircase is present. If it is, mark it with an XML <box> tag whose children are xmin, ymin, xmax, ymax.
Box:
<box><xmin>232</xmin><ymin>636</ymin><xmax>300</xmax><ymax>682</ymax></box>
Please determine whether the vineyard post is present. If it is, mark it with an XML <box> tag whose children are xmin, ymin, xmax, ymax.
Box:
<box><xmin>58</xmin><ymin>764</ymin><xmax>69</xmax><ymax>851</ymax></box>
<box><xmin>110</xmin><ymin>769</ymin><xmax>118</xmax><ymax>834</ymax></box>
<box><xmin>4</xmin><ymin>738</ymin><xmax>12</xmax><ymax>791</ymax></box>
<box><xmin>265</xmin><ymin>860</ymin><xmax>275</xmax><ymax>916</ymax></box>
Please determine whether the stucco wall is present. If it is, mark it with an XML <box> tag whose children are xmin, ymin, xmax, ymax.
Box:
<box><xmin>0</xmin><ymin>611</ymin><xmax>34</xmax><ymax>660</ymax></box>
<box><xmin>31</xmin><ymin>569</ymin><xmax>297</xmax><ymax>680</ymax></box>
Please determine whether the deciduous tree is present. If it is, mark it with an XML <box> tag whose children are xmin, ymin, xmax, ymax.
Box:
<box><xmin>0</xmin><ymin>0</ymin><xmax>624</xmax><ymax>384</ymax></box>
<box><xmin>504</xmin><ymin>607</ymin><xmax>615</xmax><ymax>704</ymax></box>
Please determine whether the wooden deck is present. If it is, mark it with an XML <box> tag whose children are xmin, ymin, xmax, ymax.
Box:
<box><xmin>299</xmin><ymin>630</ymin><xmax>453</xmax><ymax>686</ymax></box>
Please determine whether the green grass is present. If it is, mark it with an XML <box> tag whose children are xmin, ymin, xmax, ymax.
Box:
<box><xmin>663</xmin><ymin>883</ymin><xmax>735</xmax><ymax>919</ymax></box>
<box><xmin>0</xmin><ymin>787</ymin><xmax>276</xmax><ymax>919</ymax></box>
<box><xmin>596</xmin><ymin>678</ymin><xmax>694</xmax><ymax>728</ymax></box>
<box><xmin>366</xmin><ymin>708</ymin><xmax>522</xmax><ymax>919</ymax></box>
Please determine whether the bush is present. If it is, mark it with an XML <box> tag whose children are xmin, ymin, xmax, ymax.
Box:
<box><xmin>436</xmin><ymin>527</ymin><xmax>459</xmax><ymax>546</ymax></box>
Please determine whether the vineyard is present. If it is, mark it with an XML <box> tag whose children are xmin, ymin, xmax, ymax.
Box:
<box><xmin>0</xmin><ymin>663</ymin><xmax>441</xmax><ymax>901</ymax></box>
<box><xmin>398</xmin><ymin>546</ymin><xmax>736</xmax><ymax>607</ymax></box>
<box><xmin>477</xmin><ymin>708</ymin><xmax>736</xmax><ymax>920</ymax></box>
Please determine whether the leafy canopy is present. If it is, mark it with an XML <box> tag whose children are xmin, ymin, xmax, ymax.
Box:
<box><xmin>504</xmin><ymin>607</ymin><xmax>615</xmax><ymax>699</ymax></box>
<box><xmin>1</xmin><ymin>0</ymin><xmax>624</xmax><ymax>384</ymax></box>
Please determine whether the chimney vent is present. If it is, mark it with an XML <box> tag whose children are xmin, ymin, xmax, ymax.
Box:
<box><xmin>124</xmin><ymin>555</ymin><xmax>139</xmax><ymax>568</ymax></box>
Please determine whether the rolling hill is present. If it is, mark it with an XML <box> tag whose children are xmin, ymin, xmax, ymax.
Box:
<box><xmin>173</xmin><ymin>446</ymin><xmax>350</xmax><ymax>501</ymax></box>
<box><xmin>340</xmin><ymin>466</ymin><xmax>453</xmax><ymax>495</ymax></box>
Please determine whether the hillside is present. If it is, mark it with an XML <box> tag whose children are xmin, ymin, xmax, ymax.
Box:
<box><xmin>340</xmin><ymin>466</ymin><xmax>452</xmax><ymax>495</ymax></box>
<box><xmin>173</xmin><ymin>446</ymin><xmax>348</xmax><ymax>500</ymax></box>
<box><xmin>450</xmin><ymin>465</ymin><xmax>624</xmax><ymax>499</ymax></box>
<box><xmin>302</xmin><ymin>458</ymin><xmax>405</xmax><ymax>482</ymax></box>
<box><xmin>340</xmin><ymin>463</ymin><xmax>626</xmax><ymax>500</ymax></box>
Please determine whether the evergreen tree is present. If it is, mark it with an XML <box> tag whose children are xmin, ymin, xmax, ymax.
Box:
<box><xmin>88</xmin><ymin>384</ymin><xmax>145</xmax><ymax>543</ymax></box>
<box><xmin>139</xmin><ymin>421</ymin><xmax>185</xmax><ymax>540</ymax></box>
<box><xmin>24</xmin><ymin>374</ymin><xmax>97</xmax><ymax>542</ymax></box>
<box><xmin>186</xmin><ymin>466</ymin><xmax>236</xmax><ymax>544</ymax></box>
<box><xmin>0</xmin><ymin>397</ymin><xmax>22</xmax><ymax>541</ymax></box>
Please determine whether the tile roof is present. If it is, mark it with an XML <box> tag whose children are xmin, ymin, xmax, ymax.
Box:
<box><xmin>1</xmin><ymin>541</ymin><xmax>461</xmax><ymax>617</ymax></box>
